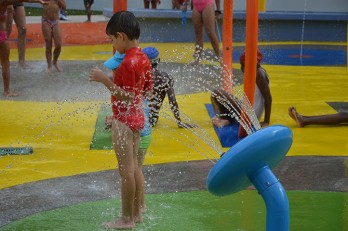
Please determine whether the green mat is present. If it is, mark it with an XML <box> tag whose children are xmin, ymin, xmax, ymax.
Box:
<box><xmin>90</xmin><ymin>104</ymin><xmax>113</xmax><ymax>150</ymax></box>
<box><xmin>1</xmin><ymin>190</ymin><xmax>347</xmax><ymax>231</ymax></box>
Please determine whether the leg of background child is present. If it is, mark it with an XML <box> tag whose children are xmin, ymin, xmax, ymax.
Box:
<box><xmin>41</xmin><ymin>21</ymin><xmax>53</xmax><ymax>74</ymax></box>
<box><xmin>52</xmin><ymin>23</ymin><xmax>62</xmax><ymax>72</ymax></box>
<box><xmin>191</xmin><ymin>9</ymin><xmax>204</xmax><ymax>65</ymax></box>
<box><xmin>150</xmin><ymin>0</ymin><xmax>158</xmax><ymax>9</ymax></box>
<box><xmin>201</xmin><ymin>4</ymin><xmax>221</xmax><ymax>61</ymax></box>
<box><xmin>0</xmin><ymin>39</ymin><xmax>19</xmax><ymax>97</ymax></box>
<box><xmin>13</xmin><ymin>5</ymin><xmax>27</xmax><ymax>68</ymax></box>
<box><xmin>288</xmin><ymin>107</ymin><xmax>348</xmax><ymax>127</ymax></box>
<box><xmin>149</xmin><ymin>88</ymin><xmax>166</xmax><ymax>126</ymax></box>
<box><xmin>144</xmin><ymin>0</ymin><xmax>150</xmax><ymax>9</ymax></box>
<box><xmin>211</xmin><ymin>89</ymin><xmax>240</xmax><ymax>127</ymax></box>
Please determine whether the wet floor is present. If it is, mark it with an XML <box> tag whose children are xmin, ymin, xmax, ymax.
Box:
<box><xmin>0</xmin><ymin>19</ymin><xmax>347</xmax><ymax>230</ymax></box>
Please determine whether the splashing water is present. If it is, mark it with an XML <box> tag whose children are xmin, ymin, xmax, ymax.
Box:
<box><xmin>146</xmin><ymin>50</ymin><xmax>263</xmax><ymax>163</ymax></box>
<box><xmin>1</xmin><ymin>48</ymin><xmax>263</xmax><ymax>182</ymax></box>
<box><xmin>299</xmin><ymin>0</ymin><xmax>308</xmax><ymax>65</ymax></box>
<box><xmin>160</xmin><ymin>51</ymin><xmax>262</xmax><ymax>136</ymax></box>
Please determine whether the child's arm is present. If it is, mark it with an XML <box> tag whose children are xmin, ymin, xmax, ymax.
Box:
<box><xmin>143</xmin><ymin>65</ymin><xmax>153</xmax><ymax>101</ymax></box>
<box><xmin>256</xmin><ymin>68</ymin><xmax>272</xmax><ymax>127</ymax></box>
<box><xmin>89</xmin><ymin>67</ymin><xmax>135</xmax><ymax>103</ymax></box>
<box><xmin>57</xmin><ymin>0</ymin><xmax>66</xmax><ymax>10</ymax></box>
<box><xmin>24</xmin><ymin>0</ymin><xmax>47</xmax><ymax>4</ymax></box>
<box><xmin>165</xmin><ymin>73</ymin><xmax>196</xmax><ymax>128</ymax></box>
<box><xmin>2</xmin><ymin>0</ymin><xmax>46</xmax><ymax>5</ymax></box>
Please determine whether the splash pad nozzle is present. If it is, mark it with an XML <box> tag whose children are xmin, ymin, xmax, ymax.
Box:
<box><xmin>207</xmin><ymin>125</ymin><xmax>293</xmax><ymax>231</ymax></box>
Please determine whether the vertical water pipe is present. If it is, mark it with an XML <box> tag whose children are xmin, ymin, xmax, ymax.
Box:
<box><xmin>222</xmin><ymin>0</ymin><xmax>234</xmax><ymax>92</ymax></box>
<box><xmin>258</xmin><ymin>0</ymin><xmax>266</xmax><ymax>12</ymax></box>
<box><xmin>113</xmin><ymin>0</ymin><xmax>128</xmax><ymax>13</ymax></box>
<box><xmin>112</xmin><ymin>0</ymin><xmax>128</xmax><ymax>54</ymax></box>
<box><xmin>238</xmin><ymin>0</ymin><xmax>259</xmax><ymax>138</ymax></box>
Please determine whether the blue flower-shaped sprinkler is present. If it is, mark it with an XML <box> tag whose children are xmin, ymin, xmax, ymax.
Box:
<box><xmin>207</xmin><ymin>125</ymin><xmax>293</xmax><ymax>231</ymax></box>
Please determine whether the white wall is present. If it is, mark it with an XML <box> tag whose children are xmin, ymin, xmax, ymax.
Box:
<box><xmin>26</xmin><ymin>0</ymin><xmax>348</xmax><ymax>13</ymax></box>
<box><xmin>267</xmin><ymin>0</ymin><xmax>348</xmax><ymax>13</ymax></box>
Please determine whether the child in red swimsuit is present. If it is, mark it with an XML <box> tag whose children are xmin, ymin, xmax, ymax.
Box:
<box><xmin>89</xmin><ymin>11</ymin><xmax>152</xmax><ymax>230</ymax></box>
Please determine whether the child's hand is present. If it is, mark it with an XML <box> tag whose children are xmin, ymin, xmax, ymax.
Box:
<box><xmin>89</xmin><ymin>67</ymin><xmax>107</xmax><ymax>83</ymax></box>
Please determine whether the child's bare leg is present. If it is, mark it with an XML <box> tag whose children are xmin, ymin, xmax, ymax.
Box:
<box><xmin>133</xmin><ymin>133</ymin><xmax>144</xmax><ymax>223</ymax></box>
<box><xmin>202</xmin><ymin>4</ymin><xmax>221</xmax><ymax>61</ymax></box>
<box><xmin>1</xmin><ymin>42</ymin><xmax>19</xmax><ymax>97</ymax></box>
<box><xmin>14</xmin><ymin>6</ymin><xmax>27</xmax><ymax>68</ymax></box>
<box><xmin>42</xmin><ymin>22</ymin><xmax>53</xmax><ymax>74</ymax></box>
<box><xmin>191</xmin><ymin>10</ymin><xmax>204</xmax><ymax>65</ymax></box>
<box><xmin>85</xmin><ymin>4</ymin><xmax>92</xmax><ymax>22</ymax></box>
<box><xmin>104</xmin><ymin>120</ymin><xmax>136</xmax><ymax>229</ymax></box>
<box><xmin>2</xmin><ymin>62</ymin><xmax>19</xmax><ymax>97</ymax></box>
<box><xmin>133</xmin><ymin>177</ymin><xmax>144</xmax><ymax>223</ymax></box>
<box><xmin>137</xmin><ymin>149</ymin><xmax>147</xmax><ymax>214</ymax></box>
<box><xmin>52</xmin><ymin>25</ymin><xmax>62</xmax><ymax>72</ymax></box>
<box><xmin>289</xmin><ymin>106</ymin><xmax>348</xmax><ymax>127</ymax></box>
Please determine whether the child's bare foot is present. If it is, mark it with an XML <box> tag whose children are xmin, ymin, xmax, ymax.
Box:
<box><xmin>189</xmin><ymin>59</ymin><xmax>200</xmax><ymax>66</ymax></box>
<box><xmin>105</xmin><ymin>115</ymin><xmax>113</xmax><ymax>128</ymax></box>
<box><xmin>134</xmin><ymin>215</ymin><xmax>143</xmax><ymax>223</ymax></box>
<box><xmin>102</xmin><ymin>218</ymin><xmax>135</xmax><ymax>230</ymax></box>
<box><xmin>140</xmin><ymin>205</ymin><xmax>147</xmax><ymax>214</ymax></box>
<box><xmin>287</xmin><ymin>107</ymin><xmax>296</xmax><ymax>120</ymax></box>
<box><xmin>3</xmin><ymin>91</ymin><xmax>19</xmax><ymax>97</ymax></box>
<box><xmin>53</xmin><ymin>62</ymin><xmax>62</xmax><ymax>72</ymax></box>
<box><xmin>288</xmin><ymin>107</ymin><xmax>305</xmax><ymax>127</ymax></box>
<box><xmin>212</xmin><ymin>117</ymin><xmax>230</xmax><ymax>128</ymax></box>
<box><xmin>19</xmin><ymin>62</ymin><xmax>27</xmax><ymax>69</ymax></box>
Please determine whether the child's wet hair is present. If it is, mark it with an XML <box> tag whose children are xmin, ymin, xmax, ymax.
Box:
<box><xmin>106</xmin><ymin>11</ymin><xmax>140</xmax><ymax>40</ymax></box>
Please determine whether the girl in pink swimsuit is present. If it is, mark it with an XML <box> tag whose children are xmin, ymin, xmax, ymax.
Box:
<box><xmin>192</xmin><ymin>0</ymin><xmax>214</xmax><ymax>13</ymax></box>
<box><xmin>182</xmin><ymin>0</ymin><xmax>221</xmax><ymax>65</ymax></box>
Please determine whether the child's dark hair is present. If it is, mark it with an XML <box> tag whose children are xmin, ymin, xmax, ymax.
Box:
<box><xmin>106</xmin><ymin>11</ymin><xmax>140</xmax><ymax>40</ymax></box>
